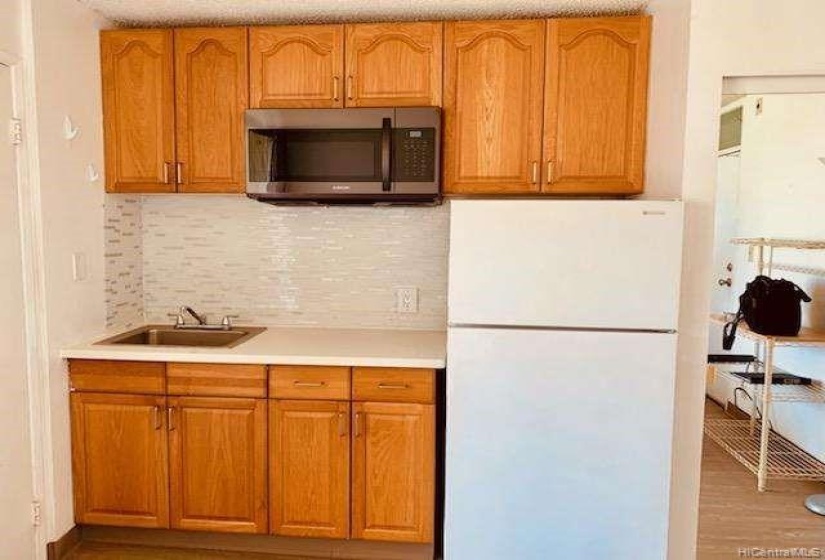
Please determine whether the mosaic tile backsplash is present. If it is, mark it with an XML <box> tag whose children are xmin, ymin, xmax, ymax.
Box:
<box><xmin>105</xmin><ymin>195</ymin><xmax>449</xmax><ymax>330</ymax></box>
<box><xmin>105</xmin><ymin>195</ymin><xmax>144</xmax><ymax>329</ymax></box>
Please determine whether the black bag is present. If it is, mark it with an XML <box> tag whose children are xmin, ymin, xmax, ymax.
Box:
<box><xmin>723</xmin><ymin>275</ymin><xmax>812</xmax><ymax>350</ymax></box>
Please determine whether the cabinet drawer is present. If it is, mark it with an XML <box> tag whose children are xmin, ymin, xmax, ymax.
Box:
<box><xmin>352</xmin><ymin>368</ymin><xmax>435</xmax><ymax>404</ymax></box>
<box><xmin>69</xmin><ymin>360</ymin><xmax>166</xmax><ymax>395</ymax></box>
<box><xmin>270</xmin><ymin>366</ymin><xmax>350</xmax><ymax>400</ymax></box>
<box><xmin>167</xmin><ymin>363</ymin><xmax>267</xmax><ymax>398</ymax></box>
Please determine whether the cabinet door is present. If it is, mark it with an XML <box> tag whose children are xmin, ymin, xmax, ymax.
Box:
<box><xmin>175</xmin><ymin>28</ymin><xmax>249</xmax><ymax>193</ymax></box>
<box><xmin>345</xmin><ymin>22</ymin><xmax>442</xmax><ymax>107</ymax></box>
<box><xmin>250</xmin><ymin>25</ymin><xmax>344</xmax><ymax>108</ymax></box>
<box><xmin>443</xmin><ymin>20</ymin><xmax>545</xmax><ymax>194</ymax></box>
<box><xmin>168</xmin><ymin>396</ymin><xmax>267</xmax><ymax>533</ymax></box>
<box><xmin>544</xmin><ymin>16</ymin><xmax>651</xmax><ymax>194</ymax></box>
<box><xmin>352</xmin><ymin>402</ymin><xmax>434</xmax><ymax>543</ymax></box>
<box><xmin>270</xmin><ymin>400</ymin><xmax>350</xmax><ymax>538</ymax></box>
<box><xmin>101</xmin><ymin>30</ymin><xmax>175</xmax><ymax>193</ymax></box>
<box><xmin>70</xmin><ymin>393</ymin><xmax>169</xmax><ymax>528</ymax></box>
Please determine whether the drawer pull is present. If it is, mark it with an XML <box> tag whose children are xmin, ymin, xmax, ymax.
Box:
<box><xmin>378</xmin><ymin>383</ymin><xmax>409</xmax><ymax>390</ymax></box>
<box><xmin>293</xmin><ymin>381</ymin><xmax>326</xmax><ymax>388</ymax></box>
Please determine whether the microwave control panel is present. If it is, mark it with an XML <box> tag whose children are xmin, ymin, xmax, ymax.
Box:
<box><xmin>393</xmin><ymin>128</ymin><xmax>436</xmax><ymax>182</ymax></box>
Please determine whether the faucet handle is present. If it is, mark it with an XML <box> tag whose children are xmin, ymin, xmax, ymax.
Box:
<box><xmin>221</xmin><ymin>315</ymin><xmax>240</xmax><ymax>330</ymax></box>
<box><xmin>167</xmin><ymin>312</ymin><xmax>185</xmax><ymax>327</ymax></box>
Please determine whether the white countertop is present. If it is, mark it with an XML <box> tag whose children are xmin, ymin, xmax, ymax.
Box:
<box><xmin>60</xmin><ymin>325</ymin><xmax>447</xmax><ymax>369</ymax></box>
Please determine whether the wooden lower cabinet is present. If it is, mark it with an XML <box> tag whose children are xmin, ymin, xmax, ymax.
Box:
<box><xmin>270</xmin><ymin>400</ymin><xmax>350</xmax><ymax>538</ymax></box>
<box><xmin>168</xmin><ymin>396</ymin><xmax>267</xmax><ymax>533</ymax></box>
<box><xmin>352</xmin><ymin>402</ymin><xmax>435</xmax><ymax>543</ymax></box>
<box><xmin>70</xmin><ymin>392</ymin><xmax>169</xmax><ymax>528</ymax></box>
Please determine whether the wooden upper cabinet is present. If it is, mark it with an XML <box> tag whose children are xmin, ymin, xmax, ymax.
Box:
<box><xmin>270</xmin><ymin>400</ymin><xmax>350</xmax><ymax>539</ymax></box>
<box><xmin>174</xmin><ymin>28</ymin><xmax>249</xmax><ymax>193</ymax></box>
<box><xmin>70</xmin><ymin>392</ymin><xmax>169</xmax><ymax>528</ymax></box>
<box><xmin>345</xmin><ymin>22</ymin><xmax>442</xmax><ymax>107</ymax></box>
<box><xmin>544</xmin><ymin>16</ymin><xmax>651</xmax><ymax>194</ymax></box>
<box><xmin>168</xmin><ymin>396</ymin><xmax>267</xmax><ymax>533</ymax></box>
<box><xmin>352</xmin><ymin>402</ymin><xmax>434</xmax><ymax>543</ymax></box>
<box><xmin>101</xmin><ymin>30</ymin><xmax>175</xmax><ymax>193</ymax></box>
<box><xmin>443</xmin><ymin>20</ymin><xmax>546</xmax><ymax>194</ymax></box>
<box><xmin>250</xmin><ymin>25</ymin><xmax>344</xmax><ymax>108</ymax></box>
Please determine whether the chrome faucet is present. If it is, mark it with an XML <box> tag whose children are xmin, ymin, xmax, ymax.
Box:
<box><xmin>182</xmin><ymin>306</ymin><xmax>207</xmax><ymax>326</ymax></box>
<box><xmin>169</xmin><ymin>306</ymin><xmax>239</xmax><ymax>331</ymax></box>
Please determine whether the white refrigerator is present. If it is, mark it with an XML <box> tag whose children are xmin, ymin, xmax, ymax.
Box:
<box><xmin>445</xmin><ymin>200</ymin><xmax>684</xmax><ymax>560</ymax></box>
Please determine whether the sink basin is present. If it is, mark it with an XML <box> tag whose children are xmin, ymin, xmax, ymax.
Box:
<box><xmin>97</xmin><ymin>325</ymin><xmax>266</xmax><ymax>348</ymax></box>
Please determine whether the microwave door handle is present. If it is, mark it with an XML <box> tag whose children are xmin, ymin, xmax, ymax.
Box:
<box><xmin>381</xmin><ymin>117</ymin><xmax>392</xmax><ymax>192</ymax></box>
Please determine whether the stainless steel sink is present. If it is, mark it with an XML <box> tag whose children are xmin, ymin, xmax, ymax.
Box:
<box><xmin>96</xmin><ymin>325</ymin><xmax>266</xmax><ymax>348</ymax></box>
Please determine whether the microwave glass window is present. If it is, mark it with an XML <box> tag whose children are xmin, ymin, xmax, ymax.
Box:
<box><xmin>248</xmin><ymin>128</ymin><xmax>382</xmax><ymax>184</ymax></box>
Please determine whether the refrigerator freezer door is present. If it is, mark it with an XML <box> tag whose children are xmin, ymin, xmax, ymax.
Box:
<box><xmin>448</xmin><ymin>200</ymin><xmax>684</xmax><ymax>331</ymax></box>
<box><xmin>445</xmin><ymin>327</ymin><xmax>677</xmax><ymax>560</ymax></box>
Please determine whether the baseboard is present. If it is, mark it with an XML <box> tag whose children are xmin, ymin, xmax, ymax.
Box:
<box><xmin>46</xmin><ymin>526</ymin><xmax>82</xmax><ymax>560</ymax></box>
<box><xmin>80</xmin><ymin>526</ymin><xmax>434</xmax><ymax>560</ymax></box>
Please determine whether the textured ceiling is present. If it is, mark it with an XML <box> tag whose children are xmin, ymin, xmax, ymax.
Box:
<box><xmin>78</xmin><ymin>0</ymin><xmax>648</xmax><ymax>26</ymax></box>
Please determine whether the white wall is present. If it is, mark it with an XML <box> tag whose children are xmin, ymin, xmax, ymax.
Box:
<box><xmin>26</xmin><ymin>0</ymin><xmax>111</xmax><ymax>540</ymax></box>
<box><xmin>668</xmin><ymin>2</ymin><xmax>825</xmax><ymax>559</ymax></box>
<box><xmin>0</xmin><ymin>0</ymin><xmax>22</xmax><ymax>55</ymax></box>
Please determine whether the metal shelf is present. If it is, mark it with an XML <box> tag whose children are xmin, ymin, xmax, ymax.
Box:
<box><xmin>708</xmin><ymin>235</ymin><xmax>825</xmax><ymax>491</ymax></box>
<box><xmin>731</xmin><ymin>237</ymin><xmax>825</xmax><ymax>250</ymax></box>
<box><xmin>704</xmin><ymin>419</ymin><xmax>825</xmax><ymax>481</ymax></box>
<box><xmin>772</xmin><ymin>262</ymin><xmax>825</xmax><ymax>278</ymax></box>
<box><xmin>713</xmin><ymin>367</ymin><xmax>825</xmax><ymax>403</ymax></box>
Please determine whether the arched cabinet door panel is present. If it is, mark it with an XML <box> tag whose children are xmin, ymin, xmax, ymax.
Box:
<box><xmin>543</xmin><ymin>16</ymin><xmax>651</xmax><ymax>194</ymax></box>
<box><xmin>174</xmin><ymin>27</ymin><xmax>248</xmax><ymax>193</ymax></box>
<box><xmin>345</xmin><ymin>22</ymin><xmax>443</xmax><ymax>107</ymax></box>
<box><xmin>250</xmin><ymin>25</ymin><xmax>344</xmax><ymax>108</ymax></box>
<box><xmin>101</xmin><ymin>29</ymin><xmax>175</xmax><ymax>193</ymax></box>
<box><xmin>443</xmin><ymin>20</ymin><xmax>545</xmax><ymax>194</ymax></box>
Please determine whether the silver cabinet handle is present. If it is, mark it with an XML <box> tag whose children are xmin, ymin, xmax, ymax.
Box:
<box><xmin>377</xmin><ymin>383</ymin><xmax>409</xmax><ymax>390</ymax></box>
<box><xmin>333</xmin><ymin>76</ymin><xmax>340</xmax><ymax>101</ymax></box>
<box><xmin>531</xmin><ymin>161</ymin><xmax>539</xmax><ymax>184</ymax></box>
<box><xmin>347</xmin><ymin>75</ymin><xmax>354</xmax><ymax>100</ymax></box>
<box><xmin>293</xmin><ymin>381</ymin><xmax>326</xmax><ymax>388</ymax></box>
<box><xmin>547</xmin><ymin>160</ymin><xmax>554</xmax><ymax>183</ymax></box>
<box><xmin>338</xmin><ymin>411</ymin><xmax>347</xmax><ymax>437</ymax></box>
<box><xmin>354</xmin><ymin>411</ymin><xmax>362</xmax><ymax>437</ymax></box>
<box><xmin>163</xmin><ymin>162</ymin><xmax>173</xmax><ymax>184</ymax></box>
<box><xmin>153</xmin><ymin>405</ymin><xmax>163</xmax><ymax>430</ymax></box>
<box><xmin>175</xmin><ymin>162</ymin><xmax>184</xmax><ymax>185</ymax></box>
<box><xmin>167</xmin><ymin>406</ymin><xmax>176</xmax><ymax>431</ymax></box>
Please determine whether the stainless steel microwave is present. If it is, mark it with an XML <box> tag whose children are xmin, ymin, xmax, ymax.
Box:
<box><xmin>245</xmin><ymin>107</ymin><xmax>441</xmax><ymax>205</ymax></box>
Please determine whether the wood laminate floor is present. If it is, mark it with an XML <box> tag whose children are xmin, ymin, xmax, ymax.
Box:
<box><xmin>64</xmin><ymin>400</ymin><xmax>825</xmax><ymax>560</ymax></box>
<box><xmin>697</xmin><ymin>400</ymin><xmax>825</xmax><ymax>559</ymax></box>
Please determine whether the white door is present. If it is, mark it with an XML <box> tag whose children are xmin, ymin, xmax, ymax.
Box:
<box><xmin>448</xmin><ymin>200</ymin><xmax>684</xmax><ymax>331</ymax></box>
<box><xmin>0</xmin><ymin>62</ymin><xmax>36</xmax><ymax>559</ymax></box>
<box><xmin>445</xmin><ymin>327</ymin><xmax>677</xmax><ymax>560</ymax></box>
<box><xmin>711</xmin><ymin>153</ymin><xmax>742</xmax><ymax>314</ymax></box>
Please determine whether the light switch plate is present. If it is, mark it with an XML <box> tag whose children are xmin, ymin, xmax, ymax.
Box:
<box><xmin>72</xmin><ymin>252</ymin><xmax>88</xmax><ymax>281</ymax></box>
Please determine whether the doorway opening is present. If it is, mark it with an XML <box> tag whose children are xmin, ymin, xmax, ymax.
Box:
<box><xmin>698</xmin><ymin>81</ymin><xmax>825</xmax><ymax>557</ymax></box>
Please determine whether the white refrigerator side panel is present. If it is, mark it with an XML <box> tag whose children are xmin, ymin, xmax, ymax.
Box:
<box><xmin>448</xmin><ymin>200</ymin><xmax>684</xmax><ymax>330</ymax></box>
<box><xmin>445</xmin><ymin>328</ymin><xmax>677</xmax><ymax>560</ymax></box>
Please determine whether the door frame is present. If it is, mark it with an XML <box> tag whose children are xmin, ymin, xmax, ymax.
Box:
<box><xmin>0</xmin><ymin>46</ymin><xmax>50</xmax><ymax>560</ymax></box>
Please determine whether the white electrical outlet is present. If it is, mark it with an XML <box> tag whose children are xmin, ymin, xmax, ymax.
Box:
<box><xmin>396</xmin><ymin>287</ymin><xmax>419</xmax><ymax>313</ymax></box>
